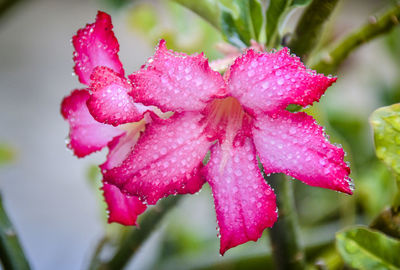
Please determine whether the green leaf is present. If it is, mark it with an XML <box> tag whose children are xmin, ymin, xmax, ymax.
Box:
<box><xmin>336</xmin><ymin>226</ymin><xmax>400</xmax><ymax>270</ymax></box>
<box><xmin>219</xmin><ymin>0</ymin><xmax>264</xmax><ymax>47</ymax></box>
<box><xmin>266</xmin><ymin>0</ymin><xmax>289</xmax><ymax>48</ymax></box>
<box><xmin>220</xmin><ymin>6</ymin><xmax>248</xmax><ymax>47</ymax></box>
<box><xmin>292</xmin><ymin>0</ymin><xmax>312</xmax><ymax>6</ymax></box>
<box><xmin>370</xmin><ymin>104</ymin><xmax>400</xmax><ymax>175</ymax></box>
<box><xmin>0</xmin><ymin>194</ymin><xmax>31</xmax><ymax>270</ymax></box>
<box><xmin>288</xmin><ymin>0</ymin><xmax>339</xmax><ymax>60</ymax></box>
<box><xmin>102</xmin><ymin>0</ymin><xmax>136</xmax><ymax>9</ymax></box>
<box><xmin>173</xmin><ymin>0</ymin><xmax>265</xmax><ymax>47</ymax></box>
<box><xmin>265</xmin><ymin>0</ymin><xmax>312</xmax><ymax>48</ymax></box>
<box><xmin>249</xmin><ymin>0</ymin><xmax>264</xmax><ymax>41</ymax></box>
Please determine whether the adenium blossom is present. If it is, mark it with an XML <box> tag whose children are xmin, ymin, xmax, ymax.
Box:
<box><xmin>61</xmin><ymin>11</ymin><xmax>352</xmax><ymax>254</ymax></box>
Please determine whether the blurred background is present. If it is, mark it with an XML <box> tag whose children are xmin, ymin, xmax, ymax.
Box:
<box><xmin>0</xmin><ymin>0</ymin><xmax>399</xmax><ymax>269</ymax></box>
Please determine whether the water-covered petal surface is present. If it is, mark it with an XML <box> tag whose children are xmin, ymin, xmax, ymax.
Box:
<box><xmin>102</xmin><ymin>182</ymin><xmax>146</xmax><ymax>226</ymax></box>
<box><xmin>227</xmin><ymin>49</ymin><xmax>336</xmax><ymax>114</ymax></box>
<box><xmin>101</xmin><ymin>121</ymin><xmax>145</xmax><ymax>171</ymax></box>
<box><xmin>103</xmin><ymin>112</ymin><xmax>212</xmax><ymax>204</ymax></box>
<box><xmin>129</xmin><ymin>40</ymin><xmax>226</xmax><ymax>113</ymax></box>
<box><xmin>253</xmin><ymin>111</ymin><xmax>352</xmax><ymax>194</ymax></box>
<box><xmin>61</xmin><ymin>89</ymin><xmax>123</xmax><ymax>158</ymax></box>
<box><xmin>87</xmin><ymin>67</ymin><xmax>148</xmax><ymax>126</ymax></box>
<box><xmin>203</xmin><ymin>139</ymin><xmax>277</xmax><ymax>255</ymax></box>
<box><xmin>73</xmin><ymin>11</ymin><xmax>124</xmax><ymax>85</ymax></box>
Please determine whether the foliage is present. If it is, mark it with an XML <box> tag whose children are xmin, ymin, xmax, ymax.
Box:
<box><xmin>371</xmin><ymin>103</ymin><xmax>400</xmax><ymax>176</ymax></box>
<box><xmin>0</xmin><ymin>144</ymin><xmax>15</xmax><ymax>166</ymax></box>
<box><xmin>336</xmin><ymin>226</ymin><xmax>400</xmax><ymax>270</ymax></box>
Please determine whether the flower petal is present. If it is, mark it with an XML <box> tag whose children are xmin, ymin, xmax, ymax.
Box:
<box><xmin>203</xmin><ymin>139</ymin><xmax>277</xmax><ymax>255</ymax></box>
<box><xmin>101</xmin><ymin>121</ymin><xmax>145</xmax><ymax>171</ymax></box>
<box><xmin>253</xmin><ymin>111</ymin><xmax>352</xmax><ymax>194</ymax></box>
<box><xmin>61</xmin><ymin>89</ymin><xmax>123</xmax><ymax>157</ymax></box>
<box><xmin>227</xmin><ymin>48</ymin><xmax>336</xmax><ymax>114</ymax></box>
<box><xmin>102</xmin><ymin>182</ymin><xmax>146</xmax><ymax>226</ymax></box>
<box><xmin>87</xmin><ymin>67</ymin><xmax>148</xmax><ymax>126</ymax></box>
<box><xmin>103</xmin><ymin>112</ymin><xmax>212</xmax><ymax>204</ymax></box>
<box><xmin>73</xmin><ymin>11</ymin><xmax>124</xmax><ymax>85</ymax></box>
<box><xmin>129</xmin><ymin>40</ymin><xmax>226</xmax><ymax>113</ymax></box>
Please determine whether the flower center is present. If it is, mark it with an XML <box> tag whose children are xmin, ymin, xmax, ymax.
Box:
<box><xmin>203</xmin><ymin>96</ymin><xmax>250</xmax><ymax>146</ymax></box>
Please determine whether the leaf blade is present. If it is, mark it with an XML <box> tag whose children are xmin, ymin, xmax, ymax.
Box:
<box><xmin>370</xmin><ymin>103</ymin><xmax>400</xmax><ymax>175</ymax></box>
<box><xmin>336</xmin><ymin>226</ymin><xmax>400</xmax><ymax>270</ymax></box>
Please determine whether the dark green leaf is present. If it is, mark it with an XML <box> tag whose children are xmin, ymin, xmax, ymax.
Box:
<box><xmin>220</xmin><ymin>6</ymin><xmax>248</xmax><ymax>47</ymax></box>
<box><xmin>292</xmin><ymin>0</ymin><xmax>312</xmax><ymax>6</ymax></box>
<box><xmin>266</xmin><ymin>0</ymin><xmax>312</xmax><ymax>48</ymax></box>
<box><xmin>0</xmin><ymin>195</ymin><xmax>31</xmax><ymax>270</ymax></box>
<box><xmin>336</xmin><ymin>226</ymin><xmax>400</xmax><ymax>270</ymax></box>
<box><xmin>266</xmin><ymin>0</ymin><xmax>289</xmax><ymax>47</ymax></box>
<box><xmin>288</xmin><ymin>0</ymin><xmax>339</xmax><ymax>60</ymax></box>
<box><xmin>102</xmin><ymin>0</ymin><xmax>135</xmax><ymax>9</ymax></box>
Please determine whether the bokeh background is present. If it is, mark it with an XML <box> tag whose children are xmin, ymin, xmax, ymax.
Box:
<box><xmin>0</xmin><ymin>0</ymin><xmax>399</xmax><ymax>269</ymax></box>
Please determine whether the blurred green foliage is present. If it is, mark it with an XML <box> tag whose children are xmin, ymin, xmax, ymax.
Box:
<box><xmin>0</xmin><ymin>143</ymin><xmax>15</xmax><ymax>166</ymax></box>
<box><xmin>126</xmin><ymin>1</ymin><xmax>223</xmax><ymax>60</ymax></box>
<box><xmin>336</xmin><ymin>226</ymin><xmax>400</xmax><ymax>269</ymax></box>
<box><xmin>266</xmin><ymin>0</ymin><xmax>312</xmax><ymax>48</ymax></box>
<box><xmin>371</xmin><ymin>104</ymin><xmax>400</xmax><ymax>175</ymax></box>
<box><xmin>219</xmin><ymin>0</ymin><xmax>263</xmax><ymax>47</ymax></box>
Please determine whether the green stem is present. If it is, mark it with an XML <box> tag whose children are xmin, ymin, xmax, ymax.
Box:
<box><xmin>288</xmin><ymin>0</ymin><xmax>340</xmax><ymax>61</ymax></box>
<box><xmin>310</xmin><ymin>4</ymin><xmax>400</xmax><ymax>74</ymax></box>
<box><xmin>87</xmin><ymin>236</ymin><xmax>108</xmax><ymax>270</ymax></box>
<box><xmin>267</xmin><ymin>174</ymin><xmax>305</xmax><ymax>270</ymax></box>
<box><xmin>94</xmin><ymin>196</ymin><xmax>181</xmax><ymax>270</ymax></box>
<box><xmin>170</xmin><ymin>0</ymin><xmax>220</xmax><ymax>30</ymax></box>
<box><xmin>0</xmin><ymin>194</ymin><xmax>31</xmax><ymax>270</ymax></box>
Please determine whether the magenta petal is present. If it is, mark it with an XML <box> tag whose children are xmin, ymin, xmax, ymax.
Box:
<box><xmin>227</xmin><ymin>48</ymin><xmax>336</xmax><ymax>114</ymax></box>
<box><xmin>253</xmin><ymin>111</ymin><xmax>352</xmax><ymax>194</ymax></box>
<box><xmin>87</xmin><ymin>67</ymin><xmax>147</xmax><ymax>126</ymax></box>
<box><xmin>101</xmin><ymin>122</ymin><xmax>144</xmax><ymax>171</ymax></box>
<box><xmin>102</xmin><ymin>182</ymin><xmax>146</xmax><ymax>226</ymax></box>
<box><xmin>73</xmin><ymin>11</ymin><xmax>124</xmax><ymax>85</ymax></box>
<box><xmin>61</xmin><ymin>89</ymin><xmax>124</xmax><ymax>158</ymax></box>
<box><xmin>203</xmin><ymin>139</ymin><xmax>277</xmax><ymax>255</ymax></box>
<box><xmin>129</xmin><ymin>40</ymin><xmax>226</xmax><ymax>113</ymax></box>
<box><xmin>103</xmin><ymin>112</ymin><xmax>212</xmax><ymax>205</ymax></box>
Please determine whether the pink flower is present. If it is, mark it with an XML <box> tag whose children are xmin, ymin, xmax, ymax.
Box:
<box><xmin>61</xmin><ymin>11</ymin><xmax>352</xmax><ymax>254</ymax></box>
